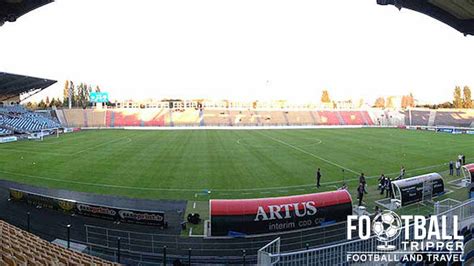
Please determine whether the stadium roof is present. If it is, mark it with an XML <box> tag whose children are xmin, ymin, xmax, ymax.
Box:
<box><xmin>0</xmin><ymin>72</ymin><xmax>56</xmax><ymax>101</ymax></box>
<box><xmin>0</xmin><ymin>0</ymin><xmax>53</xmax><ymax>26</ymax></box>
<box><xmin>378</xmin><ymin>0</ymin><xmax>474</xmax><ymax>36</ymax></box>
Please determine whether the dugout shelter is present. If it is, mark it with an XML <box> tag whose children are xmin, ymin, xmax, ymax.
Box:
<box><xmin>462</xmin><ymin>163</ymin><xmax>474</xmax><ymax>183</ymax></box>
<box><xmin>392</xmin><ymin>172</ymin><xmax>444</xmax><ymax>206</ymax></box>
<box><xmin>210</xmin><ymin>190</ymin><xmax>352</xmax><ymax>236</ymax></box>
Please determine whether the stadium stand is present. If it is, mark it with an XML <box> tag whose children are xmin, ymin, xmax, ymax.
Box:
<box><xmin>229</xmin><ymin>110</ymin><xmax>256</xmax><ymax>126</ymax></box>
<box><xmin>108</xmin><ymin>110</ymin><xmax>141</xmax><ymax>127</ymax></box>
<box><xmin>0</xmin><ymin>219</ymin><xmax>118</xmax><ymax>265</ymax></box>
<box><xmin>285</xmin><ymin>111</ymin><xmax>315</xmax><ymax>125</ymax></box>
<box><xmin>256</xmin><ymin>111</ymin><xmax>288</xmax><ymax>125</ymax></box>
<box><xmin>143</xmin><ymin>109</ymin><xmax>167</xmax><ymax>127</ymax></box>
<box><xmin>370</xmin><ymin>109</ymin><xmax>405</xmax><ymax>126</ymax></box>
<box><xmin>317</xmin><ymin>111</ymin><xmax>341</xmax><ymax>125</ymax></box>
<box><xmin>405</xmin><ymin>110</ymin><xmax>430</xmax><ymax>126</ymax></box>
<box><xmin>202</xmin><ymin>110</ymin><xmax>232</xmax><ymax>126</ymax></box>
<box><xmin>338</xmin><ymin>111</ymin><xmax>371</xmax><ymax>125</ymax></box>
<box><xmin>48</xmin><ymin>106</ymin><xmax>474</xmax><ymax>129</ymax></box>
<box><xmin>62</xmin><ymin>109</ymin><xmax>87</xmax><ymax>128</ymax></box>
<box><xmin>433</xmin><ymin>110</ymin><xmax>474</xmax><ymax>128</ymax></box>
<box><xmin>360</xmin><ymin>110</ymin><xmax>374</xmax><ymax>125</ymax></box>
<box><xmin>0</xmin><ymin>106</ymin><xmax>60</xmax><ymax>133</ymax></box>
<box><xmin>0</xmin><ymin>127</ymin><xmax>12</xmax><ymax>136</ymax></box>
<box><xmin>171</xmin><ymin>109</ymin><xmax>200</xmax><ymax>126</ymax></box>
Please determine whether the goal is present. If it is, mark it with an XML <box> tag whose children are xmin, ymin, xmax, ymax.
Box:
<box><xmin>28</xmin><ymin>128</ymin><xmax>60</xmax><ymax>141</ymax></box>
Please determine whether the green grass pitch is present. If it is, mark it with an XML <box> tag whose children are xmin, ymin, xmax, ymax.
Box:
<box><xmin>0</xmin><ymin>128</ymin><xmax>472</xmax><ymax>205</ymax></box>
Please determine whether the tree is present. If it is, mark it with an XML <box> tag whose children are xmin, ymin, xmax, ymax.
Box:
<box><xmin>454</xmin><ymin>86</ymin><xmax>463</xmax><ymax>109</ymax></box>
<box><xmin>463</xmin><ymin>86</ymin><xmax>472</xmax><ymax>108</ymax></box>
<box><xmin>401</xmin><ymin>93</ymin><xmax>415</xmax><ymax>109</ymax></box>
<box><xmin>321</xmin><ymin>90</ymin><xmax>331</xmax><ymax>103</ymax></box>
<box><xmin>374</xmin><ymin>97</ymin><xmax>385</xmax><ymax>108</ymax></box>
<box><xmin>63</xmin><ymin>80</ymin><xmax>69</xmax><ymax>104</ymax></box>
<box><xmin>407</xmin><ymin>93</ymin><xmax>415</xmax><ymax>108</ymax></box>
<box><xmin>25</xmin><ymin>102</ymin><xmax>36</xmax><ymax>110</ymax></box>
<box><xmin>386</xmin><ymin>96</ymin><xmax>395</xmax><ymax>109</ymax></box>
<box><xmin>38</xmin><ymin>100</ymin><xmax>47</xmax><ymax>109</ymax></box>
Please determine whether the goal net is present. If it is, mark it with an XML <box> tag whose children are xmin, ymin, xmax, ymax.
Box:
<box><xmin>28</xmin><ymin>128</ymin><xmax>60</xmax><ymax>141</ymax></box>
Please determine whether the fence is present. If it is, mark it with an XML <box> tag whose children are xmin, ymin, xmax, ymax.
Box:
<box><xmin>83</xmin><ymin>221</ymin><xmax>348</xmax><ymax>264</ymax></box>
<box><xmin>258</xmin><ymin>198</ymin><xmax>474</xmax><ymax>265</ymax></box>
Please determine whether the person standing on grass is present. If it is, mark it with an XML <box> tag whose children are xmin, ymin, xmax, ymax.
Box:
<box><xmin>456</xmin><ymin>160</ymin><xmax>461</xmax><ymax>176</ymax></box>
<box><xmin>378</xmin><ymin>174</ymin><xmax>386</xmax><ymax>195</ymax></box>
<box><xmin>449</xmin><ymin>160</ymin><xmax>454</xmax><ymax>176</ymax></box>
<box><xmin>462</xmin><ymin>154</ymin><xmax>466</xmax><ymax>165</ymax></box>
<box><xmin>357</xmin><ymin>182</ymin><xmax>365</xmax><ymax>206</ymax></box>
<box><xmin>399</xmin><ymin>166</ymin><xmax>406</xmax><ymax>179</ymax></box>
<box><xmin>316</xmin><ymin>168</ymin><xmax>321</xmax><ymax>188</ymax></box>
<box><xmin>359</xmin><ymin>173</ymin><xmax>368</xmax><ymax>194</ymax></box>
<box><xmin>386</xmin><ymin>177</ymin><xmax>393</xmax><ymax>199</ymax></box>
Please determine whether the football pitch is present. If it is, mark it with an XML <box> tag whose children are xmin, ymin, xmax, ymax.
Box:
<box><xmin>0</xmin><ymin>128</ymin><xmax>472</xmax><ymax>203</ymax></box>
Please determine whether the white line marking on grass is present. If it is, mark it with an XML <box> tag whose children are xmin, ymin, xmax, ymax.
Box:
<box><xmin>0</xmin><ymin>148</ymin><xmax>65</xmax><ymax>156</ymax></box>
<box><xmin>256</xmin><ymin>132</ymin><xmax>359</xmax><ymax>175</ymax></box>
<box><xmin>0</xmin><ymin>162</ymin><xmax>451</xmax><ymax>194</ymax></box>
<box><xmin>0</xmin><ymin>170</ymin><xmax>205</xmax><ymax>192</ymax></box>
<box><xmin>71</xmin><ymin>137</ymin><xmax>132</xmax><ymax>156</ymax></box>
<box><xmin>236</xmin><ymin>137</ymin><xmax>322</xmax><ymax>149</ymax></box>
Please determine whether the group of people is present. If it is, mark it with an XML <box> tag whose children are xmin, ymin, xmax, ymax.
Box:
<box><xmin>314</xmin><ymin>154</ymin><xmax>468</xmax><ymax>208</ymax></box>
<box><xmin>316</xmin><ymin>166</ymin><xmax>407</xmax><ymax>207</ymax></box>
<box><xmin>449</xmin><ymin>154</ymin><xmax>466</xmax><ymax>176</ymax></box>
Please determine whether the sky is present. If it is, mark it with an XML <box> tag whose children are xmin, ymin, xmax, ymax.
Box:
<box><xmin>0</xmin><ymin>0</ymin><xmax>473</xmax><ymax>104</ymax></box>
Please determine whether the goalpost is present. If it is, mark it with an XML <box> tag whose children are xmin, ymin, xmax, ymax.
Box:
<box><xmin>29</xmin><ymin>128</ymin><xmax>60</xmax><ymax>141</ymax></box>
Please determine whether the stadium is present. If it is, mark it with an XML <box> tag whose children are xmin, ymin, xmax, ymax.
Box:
<box><xmin>1</xmin><ymin>0</ymin><xmax>474</xmax><ymax>265</ymax></box>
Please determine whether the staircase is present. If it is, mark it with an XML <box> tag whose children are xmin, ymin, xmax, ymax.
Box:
<box><xmin>335</xmin><ymin>111</ymin><xmax>345</xmax><ymax>125</ymax></box>
<box><xmin>360</xmin><ymin>111</ymin><xmax>369</xmax><ymax>125</ymax></box>
<box><xmin>226</xmin><ymin>110</ymin><xmax>233</xmax><ymax>126</ymax></box>
<box><xmin>282</xmin><ymin>112</ymin><xmax>290</xmax><ymax>125</ymax></box>
<box><xmin>254</xmin><ymin>111</ymin><xmax>261</xmax><ymax>125</ymax></box>
<box><xmin>55</xmin><ymin>110</ymin><xmax>68</xmax><ymax>127</ymax></box>
<box><xmin>199</xmin><ymin>109</ymin><xmax>205</xmax><ymax>126</ymax></box>
<box><xmin>309</xmin><ymin>111</ymin><xmax>318</xmax><ymax>125</ymax></box>
<box><xmin>110</xmin><ymin>111</ymin><xmax>115</xmax><ymax>127</ymax></box>
<box><xmin>169</xmin><ymin>109</ymin><xmax>174</xmax><ymax>127</ymax></box>
<box><xmin>83</xmin><ymin>110</ymin><xmax>89</xmax><ymax>127</ymax></box>
<box><xmin>428</xmin><ymin>110</ymin><xmax>436</xmax><ymax>126</ymax></box>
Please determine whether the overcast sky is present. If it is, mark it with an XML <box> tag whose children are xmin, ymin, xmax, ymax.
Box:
<box><xmin>0</xmin><ymin>0</ymin><xmax>472</xmax><ymax>104</ymax></box>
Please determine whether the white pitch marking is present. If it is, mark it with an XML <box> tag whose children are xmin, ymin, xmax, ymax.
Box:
<box><xmin>257</xmin><ymin>132</ymin><xmax>359</xmax><ymax>175</ymax></box>
<box><xmin>72</xmin><ymin>137</ymin><xmax>131</xmax><ymax>156</ymax></box>
<box><xmin>0</xmin><ymin>162</ymin><xmax>453</xmax><ymax>194</ymax></box>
